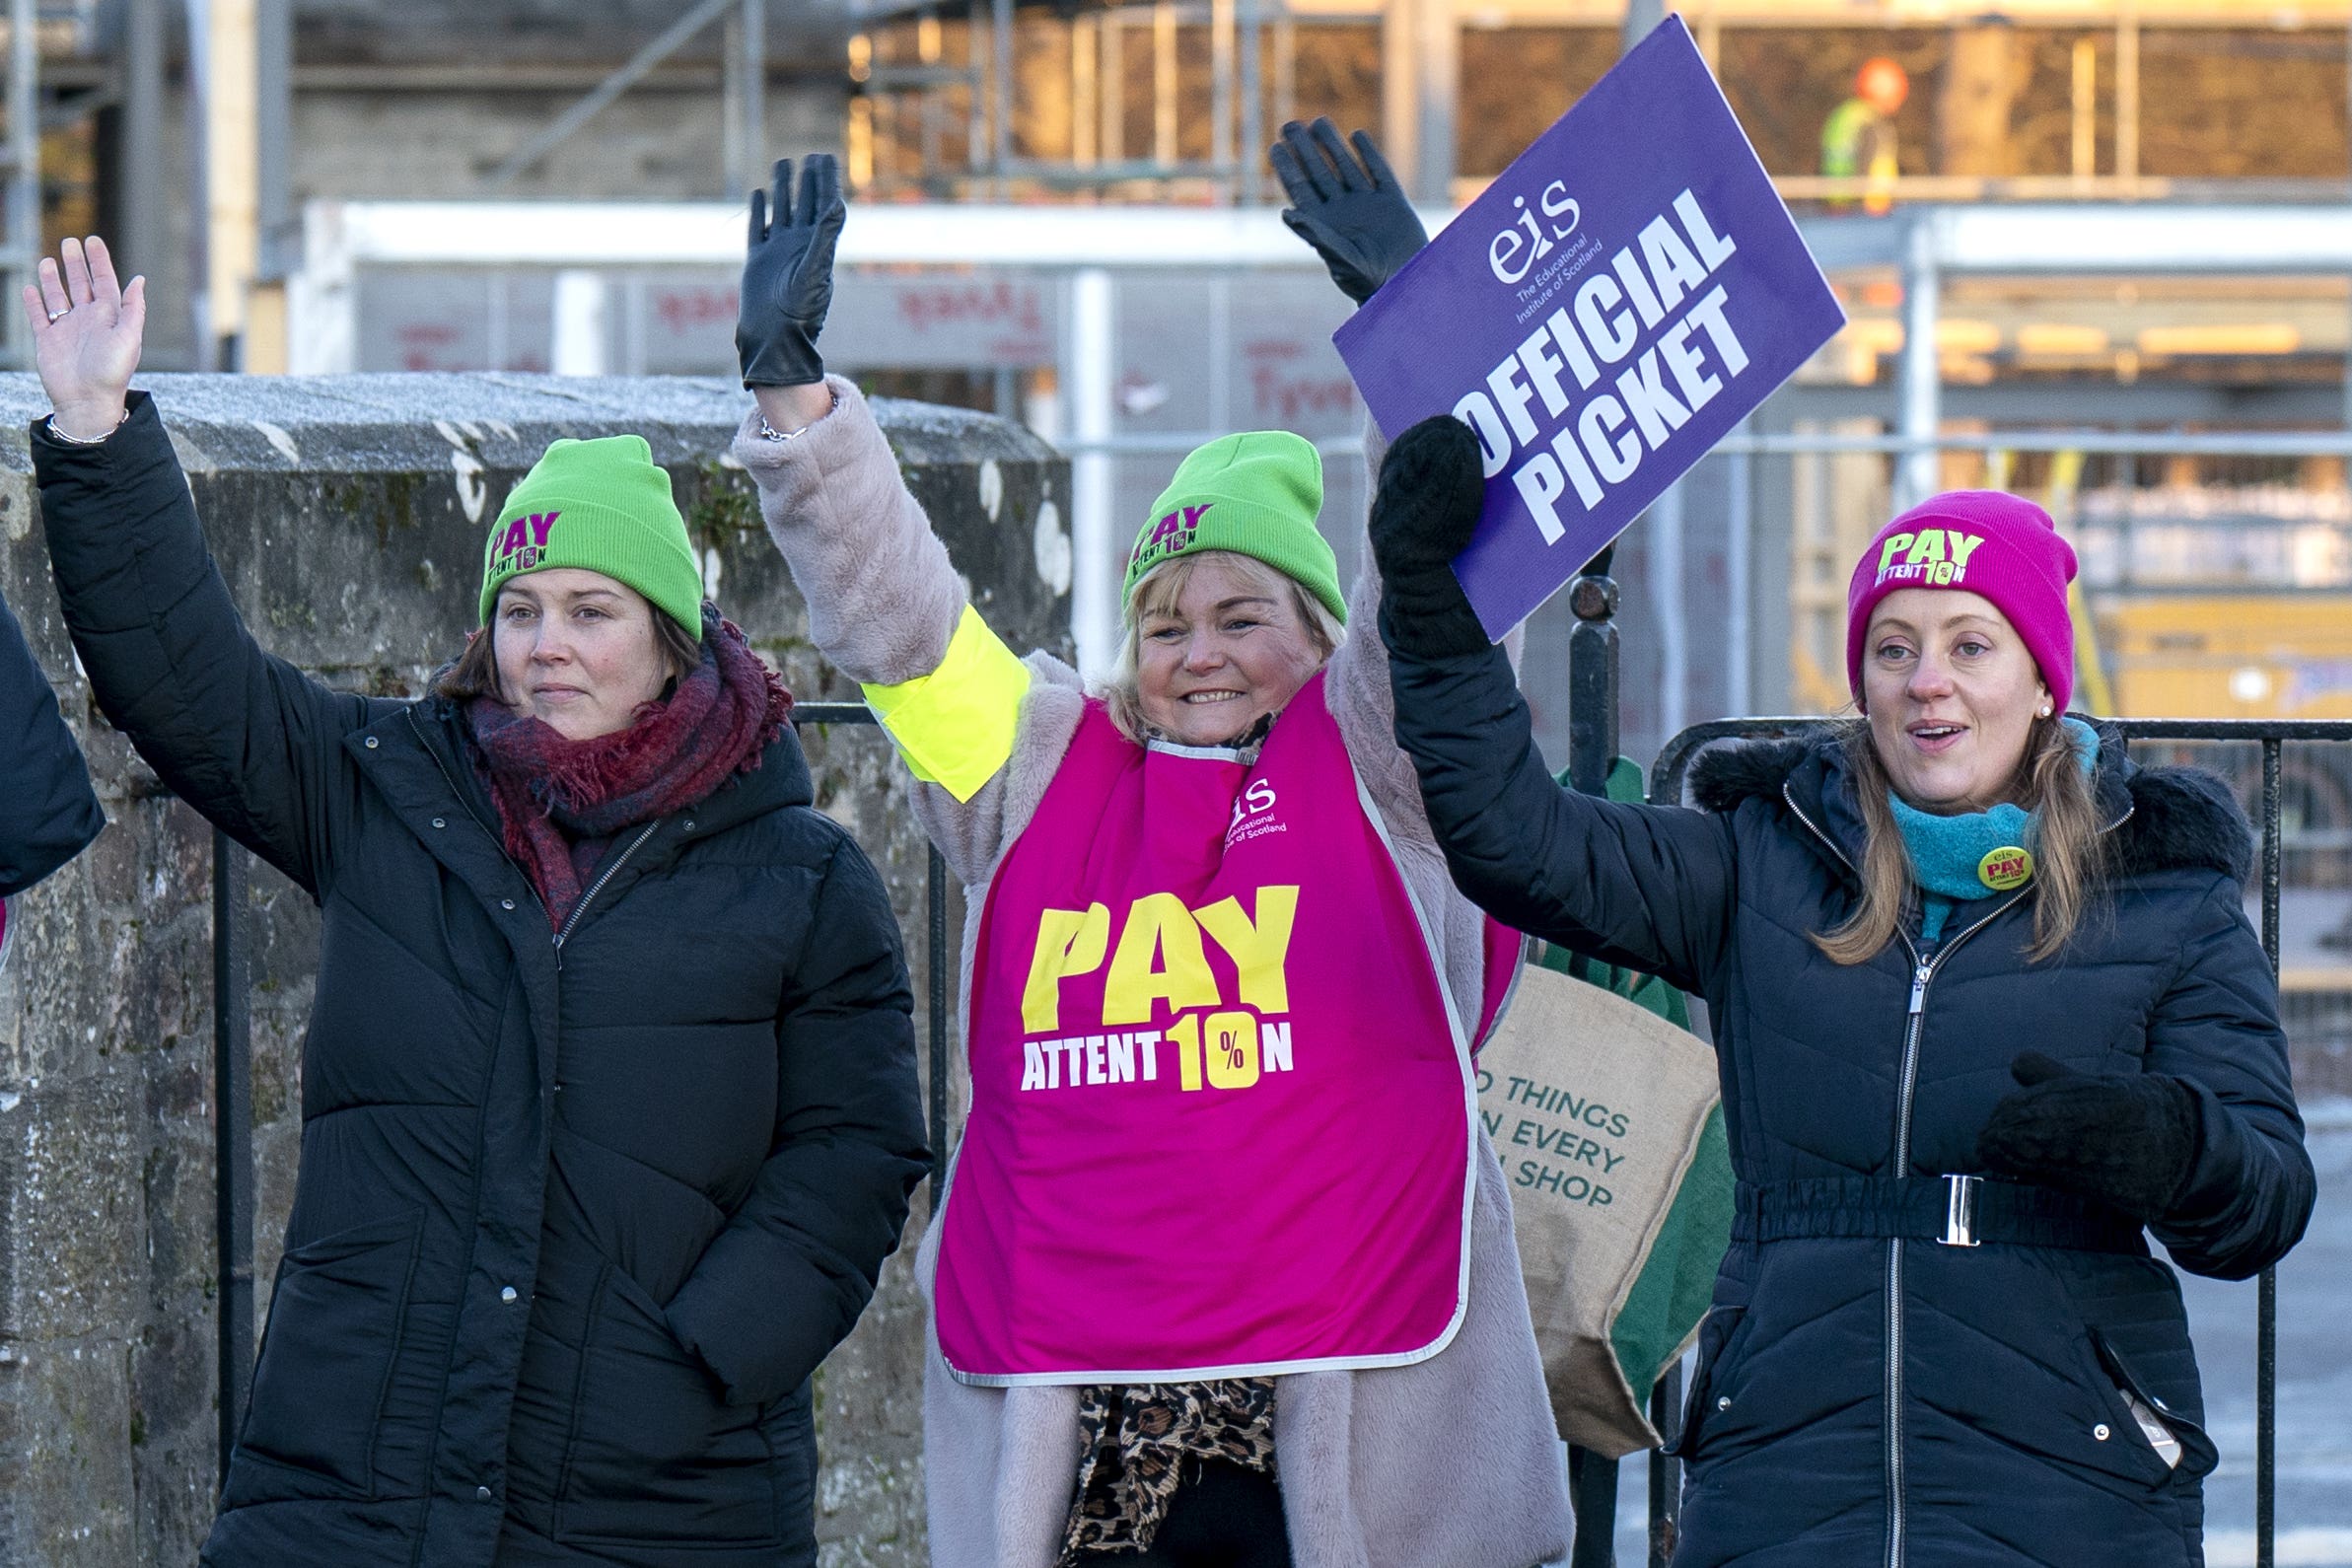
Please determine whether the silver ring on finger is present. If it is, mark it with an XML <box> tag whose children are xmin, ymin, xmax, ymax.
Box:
<box><xmin>45</xmin><ymin>307</ymin><xmax>67</xmax><ymax>322</ymax></box>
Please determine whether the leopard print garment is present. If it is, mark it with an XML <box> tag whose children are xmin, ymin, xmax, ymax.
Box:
<box><xmin>1059</xmin><ymin>1379</ymin><xmax>1278</xmax><ymax>1561</ymax></box>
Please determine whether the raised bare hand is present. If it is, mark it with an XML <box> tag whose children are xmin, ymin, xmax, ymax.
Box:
<box><xmin>21</xmin><ymin>237</ymin><xmax>145</xmax><ymax>440</ymax></box>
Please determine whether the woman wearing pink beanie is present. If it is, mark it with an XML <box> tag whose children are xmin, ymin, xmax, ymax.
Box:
<box><xmin>1369</xmin><ymin>428</ymin><xmax>2314</xmax><ymax>1568</ymax></box>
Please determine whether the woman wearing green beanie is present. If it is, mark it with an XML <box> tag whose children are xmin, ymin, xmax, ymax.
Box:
<box><xmin>21</xmin><ymin>236</ymin><xmax>929</xmax><ymax>1567</ymax></box>
<box><xmin>740</xmin><ymin>141</ymin><xmax>1569</xmax><ymax>1568</ymax></box>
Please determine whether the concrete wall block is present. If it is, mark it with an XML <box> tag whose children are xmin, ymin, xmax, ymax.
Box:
<box><xmin>0</xmin><ymin>372</ymin><xmax>1067</xmax><ymax>1564</ymax></box>
<box><xmin>128</xmin><ymin>1314</ymin><xmax>221</xmax><ymax>1563</ymax></box>
<box><xmin>4</xmin><ymin>1072</ymin><xmax>147</xmax><ymax>1344</ymax></box>
<box><xmin>0</xmin><ymin>1333</ymin><xmax>138</xmax><ymax>1566</ymax></box>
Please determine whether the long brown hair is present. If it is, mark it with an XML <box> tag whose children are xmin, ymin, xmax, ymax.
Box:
<box><xmin>1813</xmin><ymin>713</ymin><xmax>2108</xmax><ymax>966</ymax></box>
<box><xmin>431</xmin><ymin>603</ymin><xmax>703</xmax><ymax>704</ymax></box>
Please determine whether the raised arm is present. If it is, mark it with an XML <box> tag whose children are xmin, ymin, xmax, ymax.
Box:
<box><xmin>1371</xmin><ymin>415</ymin><xmax>1739</xmax><ymax>995</ymax></box>
<box><xmin>0</xmin><ymin>584</ymin><xmax>103</xmax><ymax>895</ymax></box>
<box><xmin>1266</xmin><ymin>119</ymin><xmax>1433</xmax><ymax>814</ymax></box>
<box><xmin>26</xmin><ymin>238</ymin><xmax>379</xmax><ymax>895</ymax></box>
<box><xmin>733</xmin><ymin>159</ymin><xmax>1081</xmax><ymax>886</ymax></box>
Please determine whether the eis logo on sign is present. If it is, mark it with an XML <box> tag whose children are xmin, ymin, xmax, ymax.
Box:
<box><xmin>1487</xmin><ymin>180</ymin><xmax>1583</xmax><ymax>287</ymax></box>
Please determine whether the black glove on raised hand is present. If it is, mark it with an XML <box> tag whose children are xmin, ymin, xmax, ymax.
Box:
<box><xmin>737</xmin><ymin>155</ymin><xmax>845</xmax><ymax>389</ymax></box>
<box><xmin>1975</xmin><ymin>1051</ymin><xmax>2203</xmax><ymax>1224</ymax></box>
<box><xmin>1270</xmin><ymin>118</ymin><xmax>1428</xmax><ymax>306</ymax></box>
<box><xmin>1370</xmin><ymin>415</ymin><xmax>1492</xmax><ymax>660</ymax></box>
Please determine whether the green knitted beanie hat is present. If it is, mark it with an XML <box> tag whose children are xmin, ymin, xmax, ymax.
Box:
<box><xmin>1122</xmin><ymin>431</ymin><xmax>1344</xmax><ymax>623</ymax></box>
<box><xmin>477</xmin><ymin>434</ymin><xmax>704</xmax><ymax>634</ymax></box>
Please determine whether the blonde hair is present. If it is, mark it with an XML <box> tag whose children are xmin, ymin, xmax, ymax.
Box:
<box><xmin>1813</xmin><ymin>714</ymin><xmax>2107</xmax><ymax>966</ymax></box>
<box><xmin>1104</xmin><ymin>550</ymin><xmax>1344</xmax><ymax>743</ymax></box>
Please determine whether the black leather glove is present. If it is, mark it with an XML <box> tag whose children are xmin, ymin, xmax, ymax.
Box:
<box><xmin>1270</xmin><ymin>118</ymin><xmax>1428</xmax><ymax>306</ymax></box>
<box><xmin>737</xmin><ymin>155</ymin><xmax>845</xmax><ymax>389</ymax></box>
<box><xmin>1371</xmin><ymin>415</ymin><xmax>1491</xmax><ymax>660</ymax></box>
<box><xmin>1975</xmin><ymin>1051</ymin><xmax>2203</xmax><ymax>1224</ymax></box>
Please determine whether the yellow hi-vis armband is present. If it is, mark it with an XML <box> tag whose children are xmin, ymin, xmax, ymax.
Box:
<box><xmin>861</xmin><ymin>606</ymin><xmax>1033</xmax><ymax>802</ymax></box>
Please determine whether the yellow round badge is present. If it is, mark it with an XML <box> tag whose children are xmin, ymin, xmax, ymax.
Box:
<box><xmin>1978</xmin><ymin>845</ymin><xmax>2035</xmax><ymax>892</ymax></box>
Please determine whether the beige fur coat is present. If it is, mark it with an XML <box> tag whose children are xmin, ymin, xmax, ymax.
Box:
<box><xmin>738</xmin><ymin>377</ymin><xmax>1574</xmax><ymax>1568</ymax></box>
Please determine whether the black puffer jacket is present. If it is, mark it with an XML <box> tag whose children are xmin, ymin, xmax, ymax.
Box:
<box><xmin>36</xmin><ymin>395</ymin><xmax>930</xmax><ymax>1568</ymax></box>
<box><xmin>1387</xmin><ymin>637</ymin><xmax>2313</xmax><ymax>1568</ymax></box>
<box><xmin>0</xmin><ymin>580</ymin><xmax>103</xmax><ymax>899</ymax></box>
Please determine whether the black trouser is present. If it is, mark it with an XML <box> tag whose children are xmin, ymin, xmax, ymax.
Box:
<box><xmin>1109</xmin><ymin>1461</ymin><xmax>1293</xmax><ymax>1568</ymax></box>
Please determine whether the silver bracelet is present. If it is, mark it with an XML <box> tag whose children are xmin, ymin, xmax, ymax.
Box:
<box><xmin>755</xmin><ymin>388</ymin><xmax>835</xmax><ymax>442</ymax></box>
<box><xmin>44</xmin><ymin>408</ymin><xmax>127</xmax><ymax>446</ymax></box>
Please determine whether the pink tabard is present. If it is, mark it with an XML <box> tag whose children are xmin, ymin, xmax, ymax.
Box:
<box><xmin>934</xmin><ymin>673</ymin><xmax>1515</xmax><ymax>1384</ymax></box>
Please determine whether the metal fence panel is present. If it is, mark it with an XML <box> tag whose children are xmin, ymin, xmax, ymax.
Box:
<box><xmin>200</xmin><ymin>699</ymin><xmax>2312</xmax><ymax>1567</ymax></box>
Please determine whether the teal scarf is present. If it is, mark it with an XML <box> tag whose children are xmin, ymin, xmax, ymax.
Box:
<box><xmin>1889</xmin><ymin>718</ymin><xmax>2099</xmax><ymax>943</ymax></box>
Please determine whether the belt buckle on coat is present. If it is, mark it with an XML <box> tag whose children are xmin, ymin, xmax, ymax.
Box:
<box><xmin>1940</xmin><ymin>1174</ymin><xmax>1981</xmax><ymax>1247</ymax></box>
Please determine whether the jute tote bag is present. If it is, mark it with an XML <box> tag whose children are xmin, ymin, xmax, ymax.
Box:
<box><xmin>1479</xmin><ymin>962</ymin><xmax>1733</xmax><ymax>1457</ymax></box>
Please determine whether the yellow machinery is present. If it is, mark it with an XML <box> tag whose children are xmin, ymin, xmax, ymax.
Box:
<box><xmin>2096</xmin><ymin>594</ymin><xmax>2352</xmax><ymax>720</ymax></box>
<box><xmin>2070</xmin><ymin>462</ymin><xmax>2352</xmax><ymax>720</ymax></box>
<box><xmin>1783</xmin><ymin>446</ymin><xmax>2352</xmax><ymax>722</ymax></box>
<box><xmin>2063</xmin><ymin>461</ymin><xmax>2352</xmax><ymax>997</ymax></box>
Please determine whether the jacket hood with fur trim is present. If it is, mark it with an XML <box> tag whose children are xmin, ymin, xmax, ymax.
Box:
<box><xmin>1684</xmin><ymin>726</ymin><xmax>2254</xmax><ymax>886</ymax></box>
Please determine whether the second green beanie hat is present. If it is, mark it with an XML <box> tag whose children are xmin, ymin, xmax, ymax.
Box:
<box><xmin>478</xmin><ymin>434</ymin><xmax>705</xmax><ymax>635</ymax></box>
<box><xmin>1122</xmin><ymin>431</ymin><xmax>1344</xmax><ymax>623</ymax></box>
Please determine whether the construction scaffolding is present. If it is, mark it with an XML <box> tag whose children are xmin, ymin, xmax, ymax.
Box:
<box><xmin>849</xmin><ymin>0</ymin><xmax>1305</xmax><ymax>202</ymax></box>
<box><xmin>3</xmin><ymin>0</ymin><xmax>35</xmax><ymax>369</ymax></box>
<box><xmin>478</xmin><ymin>0</ymin><xmax>770</xmax><ymax>200</ymax></box>
<box><xmin>0</xmin><ymin>0</ymin><xmax>131</xmax><ymax>368</ymax></box>
<box><xmin>843</xmin><ymin>0</ymin><xmax>2352</xmax><ymax>207</ymax></box>
<box><xmin>0</xmin><ymin>0</ymin><xmax>62</xmax><ymax>369</ymax></box>
<box><xmin>850</xmin><ymin>0</ymin><xmax>1431</xmax><ymax>202</ymax></box>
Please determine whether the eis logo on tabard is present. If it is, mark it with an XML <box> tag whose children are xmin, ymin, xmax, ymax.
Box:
<box><xmin>1487</xmin><ymin>178</ymin><xmax>1583</xmax><ymax>287</ymax></box>
<box><xmin>1225</xmin><ymin>777</ymin><xmax>1281</xmax><ymax>848</ymax></box>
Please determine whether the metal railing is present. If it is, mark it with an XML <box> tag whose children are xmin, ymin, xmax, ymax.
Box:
<box><xmin>200</xmin><ymin>661</ymin><xmax>2312</xmax><ymax>1568</ymax></box>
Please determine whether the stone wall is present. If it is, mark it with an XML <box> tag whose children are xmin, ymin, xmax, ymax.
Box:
<box><xmin>0</xmin><ymin>373</ymin><xmax>1071</xmax><ymax>1566</ymax></box>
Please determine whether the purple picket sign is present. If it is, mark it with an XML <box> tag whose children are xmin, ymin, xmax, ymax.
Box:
<box><xmin>1334</xmin><ymin>16</ymin><xmax>1845</xmax><ymax>638</ymax></box>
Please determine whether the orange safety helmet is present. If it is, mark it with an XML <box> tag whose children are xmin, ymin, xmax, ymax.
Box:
<box><xmin>1857</xmin><ymin>56</ymin><xmax>1909</xmax><ymax>115</ymax></box>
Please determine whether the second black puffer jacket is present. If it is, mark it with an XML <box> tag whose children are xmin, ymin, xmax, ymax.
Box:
<box><xmin>36</xmin><ymin>394</ymin><xmax>931</xmax><ymax>1568</ymax></box>
<box><xmin>1386</xmin><ymin>635</ymin><xmax>2313</xmax><ymax>1568</ymax></box>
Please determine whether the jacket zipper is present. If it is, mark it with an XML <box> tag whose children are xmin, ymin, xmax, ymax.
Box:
<box><xmin>1780</xmin><ymin>782</ymin><xmax>2025</xmax><ymax>1568</ymax></box>
<box><xmin>551</xmin><ymin>820</ymin><xmax>662</xmax><ymax>968</ymax></box>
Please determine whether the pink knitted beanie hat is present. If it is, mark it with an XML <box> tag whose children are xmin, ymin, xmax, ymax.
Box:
<box><xmin>1845</xmin><ymin>490</ymin><xmax>2079</xmax><ymax>713</ymax></box>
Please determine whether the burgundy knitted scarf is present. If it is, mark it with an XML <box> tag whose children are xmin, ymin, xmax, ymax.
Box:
<box><xmin>464</xmin><ymin>616</ymin><xmax>792</xmax><ymax>930</ymax></box>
